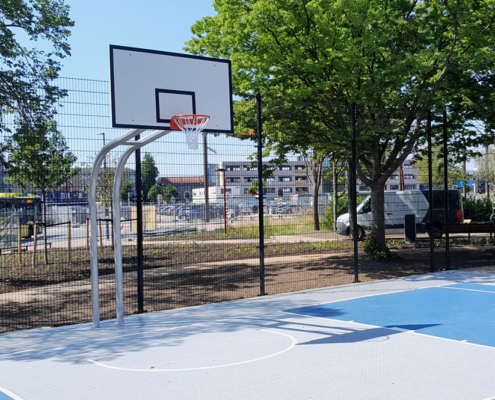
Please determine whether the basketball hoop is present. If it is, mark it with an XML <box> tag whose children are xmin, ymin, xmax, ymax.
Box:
<box><xmin>170</xmin><ymin>114</ymin><xmax>210</xmax><ymax>151</ymax></box>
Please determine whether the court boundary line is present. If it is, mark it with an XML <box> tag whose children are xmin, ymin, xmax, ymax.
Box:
<box><xmin>441</xmin><ymin>286</ymin><xmax>495</xmax><ymax>294</ymax></box>
<box><xmin>87</xmin><ymin>329</ymin><xmax>297</xmax><ymax>372</ymax></box>
<box><xmin>0</xmin><ymin>385</ymin><xmax>24</xmax><ymax>400</ymax></box>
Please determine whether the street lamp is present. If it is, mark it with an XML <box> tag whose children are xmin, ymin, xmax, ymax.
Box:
<box><xmin>216</xmin><ymin>168</ymin><xmax>227</xmax><ymax>233</ymax></box>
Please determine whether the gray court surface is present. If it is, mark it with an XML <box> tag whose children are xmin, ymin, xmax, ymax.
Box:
<box><xmin>1</xmin><ymin>268</ymin><xmax>495</xmax><ymax>400</ymax></box>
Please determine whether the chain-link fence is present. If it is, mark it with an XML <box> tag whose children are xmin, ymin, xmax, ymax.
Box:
<box><xmin>0</xmin><ymin>78</ymin><xmax>493</xmax><ymax>333</ymax></box>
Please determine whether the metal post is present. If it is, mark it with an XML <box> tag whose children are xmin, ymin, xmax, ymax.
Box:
<box><xmin>223</xmin><ymin>173</ymin><xmax>227</xmax><ymax>233</ymax></box>
<box><xmin>350</xmin><ymin>103</ymin><xmax>359</xmax><ymax>283</ymax></box>
<box><xmin>427</xmin><ymin>110</ymin><xmax>435</xmax><ymax>273</ymax></box>
<box><xmin>443</xmin><ymin>110</ymin><xmax>450</xmax><ymax>270</ymax></box>
<box><xmin>112</xmin><ymin>130</ymin><xmax>171</xmax><ymax>325</ymax></box>
<box><xmin>256</xmin><ymin>93</ymin><xmax>266</xmax><ymax>296</ymax></box>
<box><xmin>88</xmin><ymin>127</ymin><xmax>144</xmax><ymax>327</ymax></box>
<box><xmin>135</xmin><ymin>139</ymin><xmax>144</xmax><ymax>313</ymax></box>
<box><xmin>203</xmin><ymin>134</ymin><xmax>210</xmax><ymax>222</ymax></box>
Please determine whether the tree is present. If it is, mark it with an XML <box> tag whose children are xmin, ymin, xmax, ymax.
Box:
<box><xmin>187</xmin><ymin>0</ymin><xmax>495</xmax><ymax>250</ymax></box>
<box><xmin>163</xmin><ymin>184</ymin><xmax>179</xmax><ymax>203</ymax></box>
<box><xmin>120</xmin><ymin>181</ymin><xmax>133</xmax><ymax>202</ymax></box>
<box><xmin>0</xmin><ymin>0</ymin><xmax>73</xmax><ymax>131</ymax></box>
<box><xmin>413</xmin><ymin>149</ymin><xmax>466</xmax><ymax>190</ymax></box>
<box><xmin>141</xmin><ymin>154</ymin><xmax>159</xmax><ymax>201</ymax></box>
<box><xmin>147</xmin><ymin>184</ymin><xmax>164</xmax><ymax>203</ymax></box>
<box><xmin>5</xmin><ymin>120</ymin><xmax>77</xmax><ymax>262</ymax></box>
<box><xmin>302</xmin><ymin>151</ymin><xmax>325</xmax><ymax>231</ymax></box>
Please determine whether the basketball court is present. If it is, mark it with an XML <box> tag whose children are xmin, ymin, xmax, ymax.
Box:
<box><xmin>1</xmin><ymin>268</ymin><xmax>495</xmax><ymax>400</ymax></box>
<box><xmin>3</xmin><ymin>46</ymin><xmax>491</xmax><ymax>399</ymax></box>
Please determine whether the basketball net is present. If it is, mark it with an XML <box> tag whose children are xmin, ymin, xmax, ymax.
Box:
<box><xmin>170</xmin><ymin>114</ymin><xmax>210</xmax><ymax>151</ymax></box>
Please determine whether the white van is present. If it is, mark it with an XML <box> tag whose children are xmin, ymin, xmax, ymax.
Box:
<box><xmin>336</xmin><ymin>189</ymin><xmax>464</xmax><ymax>240</ymax></box>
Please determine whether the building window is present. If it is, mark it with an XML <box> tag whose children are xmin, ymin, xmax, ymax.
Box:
<box><xmin>296</xmin><ymin>187</ymin><xmax>308</xmax><ymax>194</ymax></box>
<box><xmin>295</xmin><ymin>177</ymin><xmax>307</xmax><ymax>184</ymax></box>
<box><xmin>390</xmin><ymin>174</ymin><xmax>399</xmax><ymax>180</ymax></box>
<box><xmin>266</xmin><ymin>177</ymin><xmax>275</xmax><ymax>182</ymax></box>
<box><xmin>243</xmin><ymin>165</ymin><xmax>257</xmax><ymax>171</ymax></box>
<box><xmin>226</xmin><ymin>177</ymin><xmax>240</xmax><ymax>183</ymax></box>
<box><xmin>278</xmin><ymin>165</ymin><xmax>291</xmax><ymax>171</ymax></box>
<box><xmin>244</xmin><ymin>177</ymin><xmax>255</xmax><ymax>183</ymax></box>
<box><xmin>278</xmin><ymin>176</ymin><xmax>292</xmax><ymax>182</ymax></box>
<box><xmin>403</xmin><ymin>163</ymin><xmax>411</xmax><ymax>168</ymax></box>
<box><xmin>265</xmin><ymin>188</ymin><xmax>275</xmax><ymax>194</ymax></box>
<box><xmin>405</xmin><ymin>184</ymin><xmax>416</xmax><ymax>190</ymax></box>
<box><xmin>282</xmin><ymin>187</ymin><xmax>292</xmax><ymax>193</ymax></box>
<box><xmin>227</xmin><ymin>165</ymin><xmax>240</xmax><ymax>171</ymax></box>
<box><xmin>404</xmin><ymin>174</ymin><xmax>416</xmax><ymax>180</ymax></box>
<box><xmin>295</xmin><ymin>165</ymin><xmax>306</xmax><ymax>173</ymax></box>
<box><xmin>389</xmin><ymin>185</ymin><xmax>399</xmax><ymax>190</ymax></box>
<box><xmin>359</xmin><ymin>185</ymin><xmax>370</xmax><ymax>192</ymax></box>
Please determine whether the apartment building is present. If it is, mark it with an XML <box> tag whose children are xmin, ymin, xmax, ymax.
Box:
<box><xmin>214</xmin><ymin>160</ymin><xmax>321</xmax><ymax>200</ymax></box>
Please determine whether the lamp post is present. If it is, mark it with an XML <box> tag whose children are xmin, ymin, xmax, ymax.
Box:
<box><xmin>216</xmin><ymin>168</ymin><xmax>227</xmax><ymax>233</ymax></box>
<box><xmin>97</xmin><ymin>132</ymin><xmax>110</xmax><ymax>240</ymax></box>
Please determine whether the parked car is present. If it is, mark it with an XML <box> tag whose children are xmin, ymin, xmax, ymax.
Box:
<box><xmin>177</xmin><ymin>209</ymin><xmax>205</xmax><ymax>221</ymax></box>
<box><xmin>238</xmin><ymin>202</ymin><xmax>258</xmax><ymax>215</ymax></box>
<box><xmin>276</xmin><ymin>203</ymin><xmax>295</xmax><ymax>214</ymax></box>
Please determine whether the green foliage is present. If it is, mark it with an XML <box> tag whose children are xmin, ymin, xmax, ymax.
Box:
<box><xmin>364</xmin><ymin>237</ymin><xmax>399</xmax><ymax>262</ymax></box>
<box><xmin>5</xmin><ymin>121</ymin><xmax>77</xmax><ymax>204</ymax></box>
<box><xmin>163</xmin><ymin>185</ymin><xmax>179</xmax><ymax>203</ymax></box>
<box><xmin>186</xmin><ymin>0</ymin><xmax>495</xmax><ymax>250</ymax></box>
<box><xmin>413</xmin><ymin>150</ymin><xmax>466</xmax><ymax>189</ymax></box>
<box><xmin>141</xmin><ymin>154</ymin><xmax>159</xmax><ymax>201</ymax></box>
<box><xmin>120</xmin><ymin>181</ymin><xmax>133</xmax><ymax>202</ymax></box>
<box><xmin>0</xmin><ymin>0</ymin><xmax>73</xmax><ymax>131</ymax></box>
<box><xmin>463</xmin><ymin>197</ymin><xmax>493</xmax><ymax>221</ymax></box>
<box><xmin>147</xmin><ymin>184</ymin><xmax>164</xmax><ymax>202</ymax></box>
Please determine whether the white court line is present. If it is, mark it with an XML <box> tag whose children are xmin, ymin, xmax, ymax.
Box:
<box><xmin>87</xmin><ymin>329</ymin><xmax>297</xmax><ymax>372</ymax></box>
<box><xmin>283</xmin><ymin>311</ymin><xmax>495</xmax><ymax>351</ymax></box>
<box><xmin>441</xmin><ymin>286</ymin><xmax>495</xmax><ymax>294</ymax></box>
<box><xmin>0</xmin><ymin>385</ymin><xmax>24</xmax><ymax>400</ymax></box>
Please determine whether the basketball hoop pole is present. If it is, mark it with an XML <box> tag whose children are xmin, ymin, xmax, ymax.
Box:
<box><xmin>89</xmin><ymin>129</ymin><xmax>144</xmax><ymax>327</ymax></box>
<box><xmin>112</xmin><ymin>129</ymin><xmax>172</xmax><ymax>325</ymax></box>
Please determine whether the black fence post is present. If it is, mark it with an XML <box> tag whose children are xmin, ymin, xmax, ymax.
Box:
<box><xmin>135</xmin><ymin>139</ymin><xmax>145</xmax><ymax>313</ymax></box>
<box><xmin>350</xmin><ymin>102</ymin><xmax>359</xmax><ymax>283</ymax></box>
<box><xmin>443</xmin><ymin>110</ymin><xmax>450</xmax><ymax>270</ymax></box>
<box><xmin>256</xmin><ymin>93</ymin><xmax>265</xmax><ymax>296</ymax></box>
<box><xmin>427</xmin><ymin>110</ymin><xmax>435</xmax><ymax>273</ymax></box>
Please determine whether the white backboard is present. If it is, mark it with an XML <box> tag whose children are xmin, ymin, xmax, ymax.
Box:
<box><xmin>109</xmin><ymin>45</ymin><xmax>234</xmax><ymax>133</ymax></box>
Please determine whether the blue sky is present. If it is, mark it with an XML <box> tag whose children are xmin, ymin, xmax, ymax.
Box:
<box><xmin>61</xmin><ymin>0</ymin><xmax>216</xmax><ymax>80</ymax></box>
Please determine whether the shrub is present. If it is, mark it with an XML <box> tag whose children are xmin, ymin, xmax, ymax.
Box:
<box><xmin>463</xmin><ymin>197</ymin><xmax>493</xmax><ymax>221</ymax></box>
<box><xmin>363</xmin><ymin>236</ymin><xmax>399</xmax><ymax>261</ymax></box>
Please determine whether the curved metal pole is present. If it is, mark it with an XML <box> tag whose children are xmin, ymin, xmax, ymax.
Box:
<box><xmin>113</xmin><ymin>130</ymin><xmax>170</xmax><ymax>325</ymax></box>
<box><xmin>89</xmin><ymin>129</ymin><xmax>144</xmax><ymax>327</ymax></box>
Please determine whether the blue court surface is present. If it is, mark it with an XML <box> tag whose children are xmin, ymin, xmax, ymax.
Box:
<box><xmin>286</xmin><ymin>282</ymin><xmax>495</xmax><ymax>348</ymax></box>
<box><xmin>1</xmin><ymin>268</ymin><xmax>495</xmax><ymax>400</ymax></box>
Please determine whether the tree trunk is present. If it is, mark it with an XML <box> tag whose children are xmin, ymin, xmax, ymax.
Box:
<box><xmin>332</xmin><ymin>161</ymin><xmax>338</xmax><ymax>231</ymax></box>
<box><xmin>312</xmin><ymin>189</ymin><xmax>320</xmax><ymax>230</ymax></box>
<box><xmin>369</xmin><ymin>182</ymin><xmax>387</xmax><ymax>250</ymax></box>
